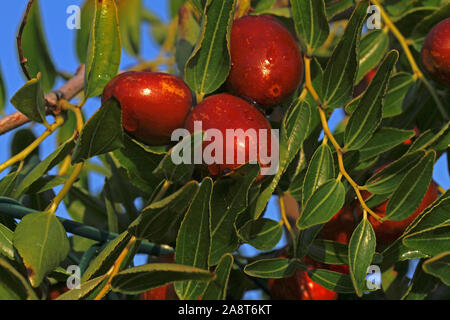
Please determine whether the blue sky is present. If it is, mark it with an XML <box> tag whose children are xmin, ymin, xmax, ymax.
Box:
<box><xmin>0</xmin><ymin>0</ymin><xmax>448</xmax><ymax>299</ymax></box>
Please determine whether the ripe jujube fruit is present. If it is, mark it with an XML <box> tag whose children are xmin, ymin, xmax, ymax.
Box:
<box><xmin>227</xmin><ymin>15</ymin><xmax>303</xmax><ymax>108</ymax></box>
<box><xmin>102</xmin><ymin>71</ymin><xmax>193</xmax><ymax>146</ymax></box>
<box><xmin>184</xmin><ymin>93</ymin><xmax>274</xmax><ymax>181</ymax></box>
<box><xmin>421</xmin><ymin>18</ymin><xmax>450</xmax><ymax>87</ymax></box>
<box><xmin>360</xmin><ymin>181</ymin><xmax>438</xmax><ymax>244</ymax></box>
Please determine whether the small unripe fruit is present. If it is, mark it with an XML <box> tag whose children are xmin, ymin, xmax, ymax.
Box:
<box><xmin>102</xmin><ymin>72</ymin><xmax>193</xmax><ymax>146</ymax></box>
<box><xmin>184</xmin><ymin>93</ymin><xmax>274</xmax><ymax>181</ymax></box>
<box><xmin>421</xmin><ymin>18</ymin><xmax>450</xmax><ymax>87</ymax></box>
<box><xmin>360</xmin><ymin>181</ymin><xmax>438</xmax><ymax>244</ymax></box>
<box><xmin>227</xmin><ymin>15</ymin><xmax>303</xmax><ymax>108</ymax></box>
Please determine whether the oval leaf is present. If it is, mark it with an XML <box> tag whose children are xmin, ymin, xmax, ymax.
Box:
<box><xmin>237</xmin><ymin>218</ymin><xmax>283</xmax><ymax>251</ymax></box>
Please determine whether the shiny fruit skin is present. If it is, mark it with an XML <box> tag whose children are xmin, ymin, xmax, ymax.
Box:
<box><xmin>421</xmin><ymin>18</ymin><xmax>450</xmax><ymax>87</ymax></box>
<box><xmin>361</xmin><ymin>181</ymin><xmax>438</xmax><ymax>244</ymax></box>
<box><xmin>102</xmin><ymin>71</ymin><xmax>193</xmax><ymax>146</ymax></box>
<box><xmin>227</xmin><ymin>15</ymin><xmax>303</xmax><ymax>108</ymax></box>
<box><xmin>184</xmin><ymin>93</ymin><xmax>273</xmax><ymax>181</ymax></box>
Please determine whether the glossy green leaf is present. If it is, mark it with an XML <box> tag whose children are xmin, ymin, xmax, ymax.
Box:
<box><xmin>385</xmin><ymin>151</ymin><xmax>435</xmax><ymax>221</ymax></box>
<box><xmin>383</xmin><ymin>72</ymin><xmax>415</xmax><ymax>118</ymax></box>
<box><xmin>0</xmin><ymin>224</ymin><xmax>14</xmax><ymax>261</ymax></box>
<box><xmin>76</xmin><ymin>0</ymin><xmax>95</xmax><ymax>63</ymax></box>
<box><xmin>10</xmin><ymin>73</ymin><xmax>46</xmax><ymax>124</ymax></box>
<box><xmin>321</xmin><ymin>0</ymin><xmax>368</xmax><ymax>109</ymax></box>
<box><xmin>290</xmin><ymin>0</ymin><xmax>329</xmax><ymax>55</ymax></box>
<box><xmin>175</xmin><ymin>178</ymin><xmax>213</xmax><ymax>300</ymax></box>
<box><xmin>13</xmin><ymin>212</ymin><xmax>70</xmax><ymax>287</ymax></box>
<box><xmin>237</xmin><ymin>218</ymin><xmax>283</xmax><ymax>251</ymax></box>
<box><xmin>359</xmin><ymin>127</ymin><xmax>415</xmax><ymax>161</ymax></box>
<box><xmin>56</xmin><ymin>275</ymin><xmax>107</xmax><ymax>300</ymax></box>
<box><xmin>295</xmin><ymin>224</ymin><xmax>323</xmax><ymax>259</ymax></box>
<box><xmin>348</xmin><ymin>215</ymin><xmax>376</xmax><ymax>297</ymax></box>
<box><xmin>128</xmin><ymin>181</ymin><xmax>199</xmax><ymax>242</ymax></box>
<box><xmin>81</xmin><ymin>231</ymin><xmax>132</xmax><ymax>282</ymax></box>
<box><xmin>0</xmin><ymin>66</ymin><xmax>6</xmax><ymax>115</ymax></box>
<box><xmin>111</xmin><ymin>263</ymin><xmax>213</xmax><ymax>295</ymax></box>
<box><xmin>254</xmin><ymin>99</ymin><xmax>312</xmax><ymax>219</ymax></box>
<box><xmin>403</xmin><ymin>225</ymin><xmax>450</xmax><ymax>257</ymax></box>
<box><xmin>0</xmin><ymin>257</ymin><xmax>38</xmax><ymax>300</ymax></box>
<box><xmin>325</xmin><ymin>0</ymin><xmax>355</xmax><ymax>19</ymax></box>
<box><xmin>14</xmin><ymin>139</ymin><xmax>75</xmax><ymax>197</ymax></box>
<box><xmin>344</xmin><ymin>50</ymin><xmax>399</xmax><ymax>150</ymax></box>
<box><xmin>297</xmin><ymin>179</ymin><xmax>345</xmax><ymax>229</ymax></box>
<box><xmin>364</xmin><ymin>150</ymin><xmax>426</xmax><ymax>195</ymax></box>
<box><xmin>111</xmin><ymin>136</ymin><xmax>165</xmax><ymax>194</ymax></box>
<box><xmin>118</xmin><ymin>0</ymin><xmax>142</xmax><ymax>56</ymax></box>
<box><xmin>185</xmin><ymin>0</ymin><xmax>236</xmax><ymax>97</ymax></box>
<box><xmin>72</xmin><ymin>98</ymin><xmax>124</xmax><ymax>164</ymax></box>
<box><xmin>176</xmin><ymin>4</ymin><xmax>201</xmax><ymax>76</ymax></box>
<box><xmin>356</xmin><ymin>29</ymin><xmax>390</xmax><ymax>84</ymax></box>
<box><xmin>0</xmin><ymin>168</ymin><xmax>22</xmax><ymax>198</ymax></box>
<box><xmin>153</xmin><ymin>132</ymin><xmax>204</xmax><ymax>184</ymax></box>
<box><xmin>84</xmin><ymin>0</ymin><xmax>121</xmax><ymax>99</ymax></box>
<box><xmin>302</xmin><ymin>144</ymin><xmax>335</xmax><ymax>207</ymax></box>
<box><xmin>21</xmin><ymin>0</ymin><xmax>56</xmax><ymax>92</ymax></box>
<box><xmin>244</xmin><ymin>258</ymin><xmax>297</xmax><ymax>279</ymax></box>
<box><xmin>202</xmin><ymin>253</ymin><xmax>234</xmax><ymax>300</ymax></box>
<box><xmin>307</xmin><ymin>269</ymin><xmax>355</xmax><ymax>293</ymax></box>
<box><xmin>210</xmin><ymin>164</ymin><xmax>259</xmax><ymax>265</ymax></box>
<box><xmin>422</xmin><ymin>252</ymin><xmax>450</xmax><ymax>286</ymax></box>
<box><xmin>409</xmin><ymin>122</ymin><xmax>450</xmax><ymax>152</ymax></box>
<box><xmin>308</xmin><ymin>239</ymin><xmax>349</xmax><ymax>265</ymax></box>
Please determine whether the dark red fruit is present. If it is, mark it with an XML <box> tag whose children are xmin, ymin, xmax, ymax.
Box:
<box><xmin>184</xmin><ymin>93</ymin><xmax>274</xmax><ymax>181</ymax></box>
<box><xmin>227</xmin><ymin>15</ymin><xmax>303</xmax><ymax>108</ymax></box>
<box><xmin>421</xmin><ymin>18</ymin><xmax>450</xmax><ymax>87</ymax></box>
<box><xmin>353</xmin><ymin>68</ymin><xmax>377</xmax><ymax>97</ymax></box>
<box><xmin>102</xmin><ymin>71</ymin><xmax>193</xmax><ymax>146</ymax></box>
<box><xmin>47</xmin><ymin>283</ymin><xmax>69</xmax><ymax>300</ymax></box>
<box><xmin>360</xmin><ymin>181</ymin><xmax>438</xmax><ymax>244</ymax></box>
<box><xmin>320</xmin><ymin>205</ymin><xmax>357</xmax><ymax>245</ymax></box>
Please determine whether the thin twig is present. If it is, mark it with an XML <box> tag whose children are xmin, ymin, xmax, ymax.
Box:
<box><xmin>17</xmin><ymin>0</ymin><xmax>35</xmax><ymax>81</ymax></box>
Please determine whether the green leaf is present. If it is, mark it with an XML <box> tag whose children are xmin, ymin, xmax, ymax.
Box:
<box><xmin>244</xmin><ymin>258</ymin><xmax>297</xmax><ymax>279</ymax></box>
<box><xmin>21</xmin><ymin>0</ymin><xmax>56</xmax><ymax>92</ymax></box>
<box><xmin>118</xmin><ymin>0</ymin><xmax>142</xmax><ymax>56</ymax></box>
<box><xmin>307</xmin><ymin>269</ymin><xmax>355</xmax><ymax>293</ymax></box>
<box><xmin>111</xmin><ymin>263</ymin><xmax>213</xmax><ymax>295</ymax></box>
<box><xmin>308</xmin><ymin>239</ymin><xmax>349</xmax><ymax>265</ymax></box>
<box><xmin>0</xmin><ymin>224</ymin><xmax>15</xmax><ymax>261</ymax></box>
<box><xmin>111</xmin><ymin>136</ymin><xmax>165</xmax><ymax>194</ymax></box>
<box><xmin>403</xmin><ymin>225</ymin><xmax>450</xmax><ymax>257</ymax></box>
<box><xmin>128</xmin><ymin>181</ymin><xmax>199</xmax><ymax>242</ymax></box>
<box><xmin>0</xmin><ymin>257</ymin><xmax>38</xmax><ymax>300</ymax></box>
<box><xmin>175</xmin><ymin>178</ymin><xmax>213</xmax><ymax>300</ymax></box>
<box><xmin>185</xmin><ymin>0</ymin><xmax>236</xmax><ymax>97</ymax></box>
<box><xmin>153</xmin><ymin>132</ymin><xmax>204</xmax><ymax>184</ymax></box>
<box><xmin>295</xmin><ymin>224</ymin><xmax>323</xmax><ymax>259</ymax></box>
<box><xmin>237</xmin><ymin>218</ymin><xmax>283</xmax><ymax>251</ymax></box>
<box><xmin>356</xmin><ymin>29</ymin><xmax>390</xmax><ymax>84</ymax></box>
<box><xmin>81</xmin><ymin>231</ymin><xmax>132</xmax><ymax>282</ymax></box>
<box><xmin>348</xmin><ymin>214</ymin><xmax>376</xmax><ymax>297</ymax></box>
<box><xmin>10</xmin><ymin>73</ymin><xmax>46</xmax><ymax>124</ymax></box>
<box><xmin>202</xmin><ymin>253</ymin><xmax>234</xmax><ymax>300</ymax></box>
<box><xmin>422</xmin><ymin>252</ymin><xmax>450</xmax><ymax>286</ymax></box>
<box><xmin>401</xmin><ymin>260</ymin><xmax>438</xmax><ymax>300</ymax></box>
<box><xmin>176</xmin><ymin>4</ymin><xmax>201</xmax><ymax>76</ymax></box>
<box><xmin>344</xmin><ymin>50</ymin><xmax>399</xmax><ymax>150</ymax></box>
<box><xmin>14</xmin><ymin>139</ymin><xmax>75</xmax><ymax>197</ymax></box>
<box><xmin>321</xmin><ymin>0</ymin><xmax>368</xmax><ymax>109</ymax></box>
<box><xmin>383</xmin><ymin>72</ymin><xmax>415</xmax><ymax>118</ymax></box>
<box><xmin>325</xmin><ymin>0</ymin><xmax>355</xmax><ymax>19</ymax></box>
<box><xmin>301</xmin><ymin>144</ymin><xmax>335</xmax><ymax>207</ymax></box>
<box><xmin>290</xmin><ymin>0</ymin><xmax>329</xmax><ymax>55</ymax></box>
<box><xmin>76</xmin><ymin>0</ymin><xmax>95</xmax><ymax>63</ymax></box>
<box><xmin>409</xmin><ymin>122</ymin><xmax>450</xmax><ymax>152</ymax></box>
<box><xmin>0</xmin><ymin>168</ymin><xmax>22</xmax><ymax>198</ymax></box>
<box><xmin>364</xmin><ymin>150</ymin><xmax>426</xmax><ymax>195</ymax></box>
<box><xmin>359</xmin><ymin>127</ymin><xmax>415</xmax><ymax>162</ymax></box>
<box><xmin>72</xmin><ymin>98</ymin><xmax>124</xmax><ymax>163</ymax></box>
<box><xmin>13</xmin><ymin>212</ymin><xmax>70</xmax><ymax>287</ymax></box>
<box><xmin>209</xmin><ymin>163</ymin><xmax>259</xmax><ymax>265</ymax></box>
<box><xmin>254</xmin><ymin>99</ymin><xmax>312</xmax><ymax>219</ymax></box>
<box><xmin>56</xmin><ymin>275</ymin><xmax>107</xmax><ymax>300</ymax></box>
<box><xmin>84</xmin><ymin>0</ymin><xmax>121</xmax><ymax>99</ymax></box>
<box><xmin>0</xmin><ymin>66</ymin><xmax>6</xmax><ymax>115</ymax></box>
<box><xmin>297</xmin><ymin>179</ymin><xmax>345</xmax><ymax>229</ymax></box>
<box><xmin>385</xmin><ymin>150</ymin><xmax>435</xmax><ymax>221</ymax></box>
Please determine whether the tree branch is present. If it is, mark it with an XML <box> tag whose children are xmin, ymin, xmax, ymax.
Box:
<box><xmin>0</xmin><ymin>64</ymin><xmax>85</xmax><ymax>136</ymax></box>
